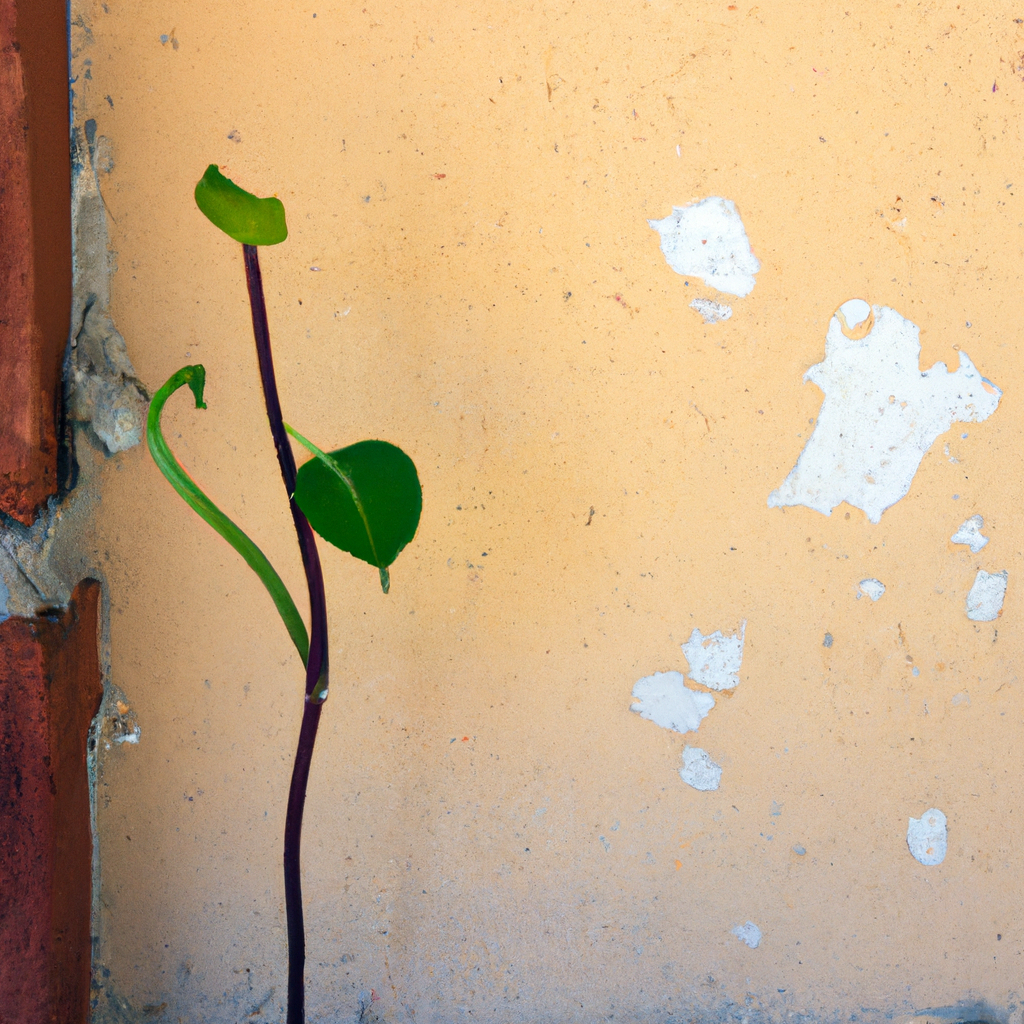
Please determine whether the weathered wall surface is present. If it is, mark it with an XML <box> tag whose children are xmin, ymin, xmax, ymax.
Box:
<box><xmin>76</xmin><ymin>1</ymin><xmax>1024</xmax><ymax>1021</ymax></box>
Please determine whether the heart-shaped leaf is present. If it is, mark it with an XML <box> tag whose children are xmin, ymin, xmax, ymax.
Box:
<box><xmin>288</xmin><ymin>428</ymin><xmax>422</xmax><ymax>593</ymax></box>
<box><xmin>194</xmin><ymin>164</ymin><xmax>288</xmax><ymax>246</ymax></box>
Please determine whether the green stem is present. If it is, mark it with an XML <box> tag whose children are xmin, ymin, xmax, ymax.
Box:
<box><xmin>146</xmin><ymin>365</ymin><xmax>310</xmax><ymax>665</ymax></box>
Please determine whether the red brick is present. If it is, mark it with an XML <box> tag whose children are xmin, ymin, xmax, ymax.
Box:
<box><xmin>0</xmin><ymin>0</ymin><xmax>72</xmax><ymax>524</ymax></box>
<box><xmin>0</xmin><ymin>581</ymin><xmax>103</xmax><ymax>1024</ymax></box>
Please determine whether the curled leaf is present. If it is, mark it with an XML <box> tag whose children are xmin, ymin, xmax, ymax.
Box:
<box><xmin>147</xmin><ymin>366</ymin><xmax>309</xmax><ymax>663</ymax></box>
<box><xmin>194</xmin><ymin>164</ymin><xmax>288</xmax><ymax>246</ymax></box>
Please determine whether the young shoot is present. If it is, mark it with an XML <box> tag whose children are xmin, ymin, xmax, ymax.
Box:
<box><xmin>147</xmin><ymin>164</ymin><xmax>422</xmax><ymax>1024</ymax></box>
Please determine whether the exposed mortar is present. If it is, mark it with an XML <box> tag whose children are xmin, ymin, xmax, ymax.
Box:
<box><xmin>0</xmin><ymin>119</ymin><xmax>145</xmax><ymax>620</ymax></box>
<box><xmin>0</xmin><ymin>17</ymin><xmax>154</xmax><ymax>1017</ymax></box>
<box><xmin>66</xmin><ymin>118</ymin><xmax>148</xmax><ymax>456</ymax></box>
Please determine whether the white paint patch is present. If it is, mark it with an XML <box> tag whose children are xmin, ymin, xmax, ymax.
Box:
<box><xmin>767</xmin><ymin>304</ymin><xmax>1002</xmax><ymax>523</ymax></box>
<box><xmin>680</xmin><ymin>746</ymin><xmax>722</xmax><ymax>791</ymax></box>
<box><xmin>631</xmin><ymin>671</ymin><xmax>715</xmax><ymax>734</ymax></box>
<box><xmin>952</xmin><ymin>514</ymin><xmax>989</xmax><ymax>553</ymax></box>
<box><xmin>731</xmin><ymin>921</ymin><xmax>762</xmax><ymax>948</ymax></box>
<box><xmin>966</xmin><ymin>569</ymin><xmax>1007</xmax><ymax>621</ymax></box>
<box><xmin>907</xmin><ymin>808</ymin><xmax>947</xmax><ymax>866</ymax></box>
<box><xmin>838</xmin><ymin>298</ymin><xmax>871</xmax><ymax>329</ymax></box>
<box><xmin>114</xmin><ymin>727</ymin><xmax>141</xmax><ymax>744</ymax></box>
<box><xmin>648</xmin><ymin>198</ymin><xmax>760</xmax><ymax>298</ymax></box>
<box><xmin>681</xmin><ymin>622</ymin><xmax>746</xmax><ymax>691</ymax></box>
<box><xmin>690</xmin><ymin>297</ymin><xmax>733</xmax><ymax>323</ymax></box>
<box><xmin>858</xmin><ymin>578</ymin><xmax>885</xmax><ymax>601</ymax></box>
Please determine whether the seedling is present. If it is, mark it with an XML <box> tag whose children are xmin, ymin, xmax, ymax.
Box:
<box><xmin>148</xmin><ymin>164</ymin><xmax>422</xmax><ymax>1023</ymax></box>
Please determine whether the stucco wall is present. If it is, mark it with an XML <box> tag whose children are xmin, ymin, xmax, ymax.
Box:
<box><xmin>76</xmin><ymin>2</ymin><xmax>1024</xmax><ymax>1021</ymax></box>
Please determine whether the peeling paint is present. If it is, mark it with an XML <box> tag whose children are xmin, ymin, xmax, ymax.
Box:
<box><xmin>768</xmin><ymin>304</ymin><xmax>1002</xmax><ymax>523</ymax></box>
<box><xmin>648</xmin><ymin>198</ymin><xmax>760</xmax><ymax>297</ymax></box>
<box><xmin>966</xmin><ymin>569</ymin><xmax>1007</xmax><ymax>621</ymax></box>
<box><xmin>857</xmin><ymin>578</ymin><xmax>885</xmax><ymax>601</ymax></box>
<box><xmin>907</xmin><ymin>808</ymin><xmax>947</xmax><ymax>866</ymax></box>
<box><xmin>679</xmin><ymin>746</ymin><xmax>722</xmax><ymax>791</ymax></box>
<box><xmin>689</xmin><ymin>297</ymin><xmax>733</xmax><ymax>323</ymax></box>
<box><xmin>630</xmin><ymin>671</ymin><xmax>714</xmax><ymax>734</ymax></box>
<box><xmin>681</xmin><ymin>622</ymin><xmax>746</xmax><ymax>691</ymax></box>
<box><xmin>731</xmin><ymin>921</ymin><xmax>762</xmax><ymax>948</ymax></box>
<box><xmin>837</xmin><ymin>298</ymin><xmax>872</xmax><ymax>332</ymax></box>
<box><xmin>952</xmin><ymin>514</ymin><xmax>989</xmax><ymax>553</ymax></box>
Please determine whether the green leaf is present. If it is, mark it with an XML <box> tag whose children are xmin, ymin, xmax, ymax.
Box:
<box><xmin>147</xmin><ymin>366</ymin><xmax>309</xmax><ymax>664</ymax></box>
<box><xmin>194</xmin><ymin>164</ymin><xmax>288</xmax><ymax>246</ymax></box>
<box><xmin>287</xmin><ymin>426</ymin><xmax>422</xmax><ymax>594</ymax></box>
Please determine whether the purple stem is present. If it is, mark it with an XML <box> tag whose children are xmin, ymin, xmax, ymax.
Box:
<box><xmin>243</xmin><ymin>244</ymin><xmax>329</xmax><ymax>1024</ymax></box>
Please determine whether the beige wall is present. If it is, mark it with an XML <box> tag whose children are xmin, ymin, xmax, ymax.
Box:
<box><xmin>75</xmin><ymin>1</ymin><xmax>1024</xmax><ymax>1021</ymax></box>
